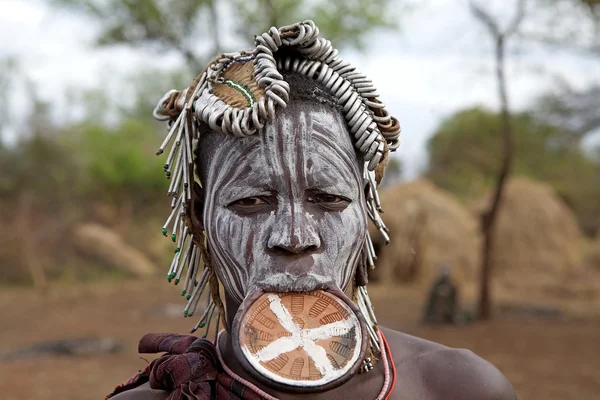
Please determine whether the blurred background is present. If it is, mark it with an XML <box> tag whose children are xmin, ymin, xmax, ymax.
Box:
<box><xmin>0</xmin><ymin>0</ymin><xmax>599</xmax><ymax>399</ymax></box>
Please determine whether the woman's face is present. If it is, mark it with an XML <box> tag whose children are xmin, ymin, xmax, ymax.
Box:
<box><xmin>198</xmin><ymin>101</ymin><xmax>367</xmax><ymax>304</ymax></box>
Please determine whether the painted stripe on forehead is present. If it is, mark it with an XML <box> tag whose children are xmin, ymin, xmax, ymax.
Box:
<box><xmin>260</xmin><ymin>123</ymin><xmax>278</xmax><ymax>178</ymax></box>
<box><xmin>212</xmin><ymin>140</ymin><xmax>263</xmax><ymax>202</ymax></box>
<box><xmin>273</xmin><ymin>111</ymin><xmax>301</xmax><ymax>249</ymax></box>
<box><xmin>311</xmin><ymin>119</ymin><xmax>356</xmax><ymax>157</ymax></box>
<box><xmin>295</xmin><ymin>110</ymin><xmax>309</xmax><ymax>187</ymax></box>
<box><xmin>276</xmin><ymin>110</ymin><xmax>311</xmax><ymax>192</ymax></box>
<box><xmin>311</xmin><ymin>120</ymin><xmax>362</xmax><ymax>178</ymax></box>
<box><xmin>311</xmin><ymin>134</ymin><xmax>363</xmax><ymax>193</ymax></box>
<box><xmin>262</xmin><ymin>110</ymin><xmax>359</xmax><ymax>190</ymax></box>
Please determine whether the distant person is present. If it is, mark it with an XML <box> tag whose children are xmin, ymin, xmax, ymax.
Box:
<box><xmin>423</xmin><ymin>264</ymin><xmax>460</xmax><ymax>324</ymax></box>
<box><xmin>108</xmin><ymin>21</ymin><xmax>517</xmax><ymax>400</ymax></box>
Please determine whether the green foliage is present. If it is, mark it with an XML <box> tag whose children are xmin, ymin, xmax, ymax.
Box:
<box><xmin>54</xmin><ymin>0</ymin><xmax>206</xmax><ymax>45</ymax></box>
<box><xmin>535</xmin><ymin>84</ymin><xmax>600</xmax><ymax>141</ymax></box>
<box><xmin>0</xmin><ymin>135</ymin><xmax>76</xmax><ymax>210</ymax></box>
<box><xmin>233</xmin><ymin>0</ymin><xmax>302</xmax><ymax>36</ymax></box>
<box><xmin>64</xmin><ymin>119</ymin><xmax>168</xmax><ymax>204</ymax></box>
<box><xmin>381</xmin><ymin>156</ymin><xmax>403</xmax><ymax>187</ymax></box>
<box><xmin>234</xmin><ymin>0</ymin><xmax>398</xmax><ymax>50</ymax></box>
<box><xmin>53</xmin><ymin>0</ymin><xmax>212</xmax><ymax>69</ymax></box>
<box><xmin>524</xmin><ymin>0</ymin><xmax>600</xmax><ymax>54</ymax></box>
<box><xmin>426</xmin><ymin>107</ymin><xmax>600</xmax><ymax>235</ymax></box>
<box><xmin>53</xmin><ymin>0</ymin><xmax>401</xmax><ymax>71</ymax></box>
<box><xmin>121</xmin><ymin>67</ymin><xmax>191</xmax><ymax>121</ymax></box>
<box><xmin>0</xmin><ymin>86</ymin><xmax>80</xmax><ymax>204</ymax></box>
<box><xmin>311</xmin><ymin>0</ymin><xmax>398</xmax><ymax>49</ymax></box>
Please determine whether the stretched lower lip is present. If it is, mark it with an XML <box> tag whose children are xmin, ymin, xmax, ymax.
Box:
<box><xmin>252</xmin><ymin>274</ymin><xmax>334</xmax><ymax>295</ymax></box>
<box><xmin>232</xmin><ymin>290</ymin><xmax>367</xmax><ymax>392</ymax></box>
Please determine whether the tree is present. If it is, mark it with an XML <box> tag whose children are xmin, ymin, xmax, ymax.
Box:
<box><xmin>426</xmin><ymin>107</ymin><xmax>600</xmax><ymax>236</ymax></box>
<box><xmin>0</xmin><ymin>57</ymin><xmax>18</xmax><ymax>142</ymax></box>
<box><xmin>233</xmin><ymin>0</ymin><xmax>398</xmax><ymax>51</ymax></box>
<box><xmin>521</xmin><ymin>0</ymin><xmax>600</xmax><ymax>54</ymax></box>
<box><xmin>52</xmin><ymin>0</ymin><xmax>400</xmax><ymax>73</ymax></box>
<box><xmin>535</xmin><ymin>83</ymin><xmax>600</xmax><ymax>146</ymax></box>
<box><xmin>62</xmin><ymin>118</ymin><xmax>168</xmax><ymax>233</ymax></box>
<box><xmin>517</xmin><ymin>0</ymin><xmax>600</xmax><ymax>153</ymax></box>
<box><xmin>381</xmin><ymin>157</ymin><xmax>403</xmax><ymax>188</ymax></box>
<box><xmin>2</xmin><ymin>83</ymin><xmax>81</xmax><ymax>287</ymax></box>
<box><xmin>468</xmin><ymin>0</ymin><xmax>525</xmax><ymax>319</ymax></box>
<box><xmin>52</xmin><ymin>0</ymin><xmax>217</xmax><ymax>71</ymax></box>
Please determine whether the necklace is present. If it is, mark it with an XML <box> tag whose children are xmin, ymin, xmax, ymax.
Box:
<box><xmin>215</xmin><ymin>329</ymin><xmax>396</xmax><ymax>400</ymax></box>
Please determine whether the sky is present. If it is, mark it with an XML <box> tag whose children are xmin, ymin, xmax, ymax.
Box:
<box><xmin>1</xmin><ymin>0</ymin><xmax>599</xmax><ymax>178</ymax></box>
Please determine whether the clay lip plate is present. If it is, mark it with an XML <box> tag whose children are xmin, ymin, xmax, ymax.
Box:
<box><xmin>237</xmin><ymin>290</ymin><xmax>363</xmax><ymax>388</ymax></box>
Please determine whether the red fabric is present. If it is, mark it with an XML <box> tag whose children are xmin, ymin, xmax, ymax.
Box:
<box><xmin>381</xmin><ymin>332</ymin><xmax>397</xmax><ymax>400</ymax></box>
<box><xmin>107</xmin><ymin>333</ymin><xmax>267</xmax><ymax>400</ymax></box>
<box><xmin>110</xmin><ymin>332</ymin><xmax>395</xmax><ymax>400</ymax></box>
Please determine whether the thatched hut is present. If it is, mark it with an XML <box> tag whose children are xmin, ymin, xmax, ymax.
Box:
<box><xmin>471</xmin><ymin>177</ymin><xmax>583</xmax><ymax>293</ymax></box>
<box><xmin>583</xmin><ymin>237</ymin><xmax>600</xmax><ymax>271</ymax></box>
<box><xmin>369</xmin><ymin>179</ymin><xmax>481</xmax><ymax>288</ymax></box>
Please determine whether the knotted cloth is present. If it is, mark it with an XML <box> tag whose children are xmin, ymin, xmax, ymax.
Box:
<box><xmin>107</xmin><ymin>333</ymin><xmax>268</xmax><ymax>400</ymax></box>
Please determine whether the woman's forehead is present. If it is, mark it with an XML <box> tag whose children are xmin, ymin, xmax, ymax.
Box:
<box><xmin>202</xmin><ymin>102</ymin><xmax>361</xmax><ymax>183</ymax></box>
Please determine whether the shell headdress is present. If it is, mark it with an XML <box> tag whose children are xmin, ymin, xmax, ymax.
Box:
<box><xmin>152</xmin><ymin>20</ymin><xmax>400</xmax><ymax>365</ymax></box>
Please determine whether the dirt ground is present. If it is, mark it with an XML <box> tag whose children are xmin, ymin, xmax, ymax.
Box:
<box><xmin>0</xmin><ymin>279</ymin><xmax>598</xmax><ymax>400</ymax></box>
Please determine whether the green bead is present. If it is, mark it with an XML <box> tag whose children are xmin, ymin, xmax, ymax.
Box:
<box><xmin>171</xmin><ymin>234</ymin><xmax>176</xmax><ymax>242</ymax></box>
<box><xmin>199</xmin><ymin>322</ymin><xmax>206</xmax><ymax>328</ymax></box>
<box><xmin>162</xmin><ymin>228</ymin><xmax>168</xmax><ymax>236</ymax></box>
<box><xmin>174</xmin><ymin>247</ymin><xmax>181</xmax><ymax>254</ymax></box>
<box><xmin>175</xmin><ymin>278</ymin><xmax>180</xmax><ymax>285</ymax></box>
<box><xmin>170</xmin><ymin>272</ymin><xmax>176</xmax><ymax>279</ymax></box>
<box><xmin>183</xmin><ymin>310</ymin><xmax>188</xmax><ymax>317</ymax></box>
<box><xmin>167</xmin><ymin>276</ymin><xmax>172</xmax><ymax>283</ymax></box>
<box><xmin>181</xmin><ymin>289</ymin><xmax>186</xmax><ymax>296</ymax></box>
<box><xmin>186</xmin><ymin>294</ymin><xmax>192</xmax><ymax>300</ymax></box>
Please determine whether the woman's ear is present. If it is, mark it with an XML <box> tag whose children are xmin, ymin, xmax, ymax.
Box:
<box><xmin>189</xmin><ymin>181</ymin><xmax>205</xmax><ymax>233</ymax></box>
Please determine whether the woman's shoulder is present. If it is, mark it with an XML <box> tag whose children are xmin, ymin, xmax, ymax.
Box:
<box><xmin>380</xmin><ymin>327</ymin><xmax>517</xmax><ymax>400</ymax></box>
<box><xmin>108</xmin><ymin>382</ymin><xmax>169</xmax><ymax>400</ymax></box>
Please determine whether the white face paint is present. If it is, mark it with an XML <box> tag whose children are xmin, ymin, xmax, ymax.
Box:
<box><xmin>202</xmin><ymin>101</ymin><xmax>367</xmax><ymax>304</ymax></box>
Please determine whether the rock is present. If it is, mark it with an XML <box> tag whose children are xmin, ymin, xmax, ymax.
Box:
<box><xmin>72</xmin><ymin>223</ymin><xmax>156</xmax><ymax>277</ymax></box>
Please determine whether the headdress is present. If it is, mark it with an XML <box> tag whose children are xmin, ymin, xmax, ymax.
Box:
<box><xmin>152</xmin><ymin>20</ymin><xmax>400</xmax><ymax>370</ymax></box>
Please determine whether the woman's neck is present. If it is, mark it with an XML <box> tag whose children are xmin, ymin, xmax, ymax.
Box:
<box><xmin>216</xmin><ymin>330</ymin><xmax>390</xmax><ymax>400</ymax></box>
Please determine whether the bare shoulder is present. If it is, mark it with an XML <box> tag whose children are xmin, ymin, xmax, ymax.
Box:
<box><xmin>109</xmin><ymin>382</ymin><xmax>169</xmax><ymax>400</ymax></box>
<box><xmin>380</xmin><ymin>327</ymin><xmax>517</xmax><ymax>400</ymax></box>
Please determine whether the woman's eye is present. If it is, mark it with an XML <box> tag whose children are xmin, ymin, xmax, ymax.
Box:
<box><xmin>308</xmin><ymin>193</ymin><xmax>350</xmax><ymax>204</ymax></box>
<box><xmin>232</xmin><ymin>197</ymin><xmax>267</xmax><ymax>206</ymax></box>
<box><xmin>316</xmin><ymin>194</ymin><xmax>342</xmax><ymax>203</ymax></box>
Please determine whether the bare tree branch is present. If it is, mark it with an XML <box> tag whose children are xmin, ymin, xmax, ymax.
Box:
<box><xmin>468</xmin><ymin>1</ymin><xmax>500</xmax><ymax>38</ymax></box>
<box><xmin>468</xmin><ymin>0</ymin><xmax>527</xmax><ymax>320</ymax></box>
<box><xmin>505</xmin><ymin>0</ymin><xmax>526</xmax><ymax>36</ymax></box>
<box><xmin>469</xmin><ymin>0</ymin><xmax>526</xmax><ymax>38</ymax></box>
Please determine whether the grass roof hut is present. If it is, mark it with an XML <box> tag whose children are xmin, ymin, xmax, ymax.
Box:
<box><xmin>471</xmin><ymin>177</ymin><xmax>583</xmax><ymax>294</ymax></box>
<box><xmin>584</xmin><ymin>238</ymin><xmax>600</xmax><ymax>271</ymax></box>
<box><xmin>369</xmin><ymin>179</ymin><xmax>481</xmax><ymax>288</ymax></box>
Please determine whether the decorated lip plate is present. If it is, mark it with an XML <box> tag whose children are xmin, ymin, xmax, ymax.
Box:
<box><xmin>235</xmin><ymin>291</ymin><xmax>364</xmax><ymax>391</ymax></box>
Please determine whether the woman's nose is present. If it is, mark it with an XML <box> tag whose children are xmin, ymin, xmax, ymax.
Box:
<box><xmin>267</xmin><ymin>203</ymin><xmax>321</xmax><ymax>254</ymax></box>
